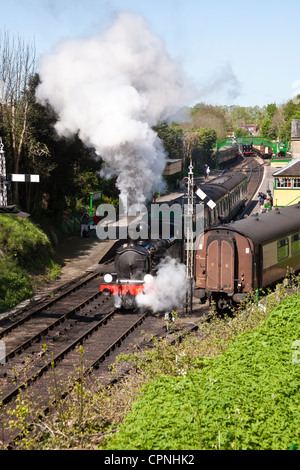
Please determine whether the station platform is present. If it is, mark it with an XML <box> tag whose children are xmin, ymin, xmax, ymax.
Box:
<box><xmin>244</xmin><ymin>161</ymin><xmax>274</xmax><ymax>216</ymax></box>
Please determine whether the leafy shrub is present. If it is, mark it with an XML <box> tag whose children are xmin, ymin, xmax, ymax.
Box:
<box><xmin>106</xmin><ymin>295</ymin><xmax>300</xmax><ymax>450</ymax></box>
<box><xmin>0</xmin><ymin>259</ymin><xmax>33</xmax><ymax>311</ymax></box>
<box><xmin>0</xmin><ymin>215</ymin><xmax>60</xmax><ymax>312</ymax></box>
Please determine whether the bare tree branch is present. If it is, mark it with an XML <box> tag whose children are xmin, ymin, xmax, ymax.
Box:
<box><xmin>0</xmin><ymin>30</ymin><xmax>36</xmax><ymax>203</ymax></box>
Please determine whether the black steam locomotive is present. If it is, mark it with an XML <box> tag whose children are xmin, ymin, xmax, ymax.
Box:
<box><xmin>100</xmin><ymin>236</ymin><xmax>182</xmax><ymax>309</ymax></box>
<box><xmin>242</xmin><ymin>144</ymin><xmax>253</xmax><ymax>156</ymax></box>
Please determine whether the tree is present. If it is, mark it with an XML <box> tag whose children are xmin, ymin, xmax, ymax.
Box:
<box><xmin>280</xmin><ymin>96</ymin><xmax>300</xmax><ymax>140</ymax></box>
<box><xmin>182</xmin><ymin>132</ymin><xmax>199</xmax><ymax>168</ymax></box>
<box><xmin>265</xmin><ymin>103</ymin><xmax>277</xmax><ymax>119</ymax></box>
<box><xmin>154</xmin><ymin>122</ymin><xmax>183</xmax><ymax>159</ymax></box>
<box><xmin>188</xmin><ymin>103</ymin><xmax>228</xmax><ymax>138</ymax></box>
<box><xmin>234</xmin><ymin>127</ymin><xmax>250</xmax><ymax>137</ymax></box>
<box><xmin>260</xmin><ymin>103</ymin><xmax>280</xmax><ymax>140</ymax></box>
<box><xmin>0</xmin><ymin>31</ymin><xmax>36</xmax><ymax>204</ymax></box>
<box><xmin>222</xmin><ymin>105</ymin><xmax>266</xmax><ymax>125</ymax></box>
<box><xmin>183</xmin><ymin>128</ymin><xmax>217</xmax><ymax>171</ymax></box>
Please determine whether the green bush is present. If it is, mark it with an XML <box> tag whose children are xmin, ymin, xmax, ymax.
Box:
<box><xmin>0</xmin><ymin>215</ymin><xmax>60</xmax><ymax>312</ymax></box>
<box><xmin>106</xmin><ymin>295</ymin><xmax>300</xmax><ymax>450</ymax></box>
<box><xmin>0</xmin><ymin>259</ymin><xmax>33</xmax><ymax>311</ymax></box>
<box><xmin>0</xmin><ymin>215</ymin><xmax>52</xmax><ymax>269</ymax></box>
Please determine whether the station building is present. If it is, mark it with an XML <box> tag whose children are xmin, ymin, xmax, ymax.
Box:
<box><xmin>270</xmin><ymin>156</ymin><xmax>292</xmax><ymax>169</ymax></box>
<box><xmin>273</xmin><ymin>158</ymin><xmax>300</xmax><ymax>207</ymax></box>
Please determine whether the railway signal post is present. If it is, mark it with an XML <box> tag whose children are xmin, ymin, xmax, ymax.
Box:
<box><xmin>0</xmin><ymin>138</ymin><xmax>40</xmax><ymax>207</ymax></box>
<box><xmin>185</xmin><ymin>160</ymin><xmax>194</xmax><ymax>314</ymax></box>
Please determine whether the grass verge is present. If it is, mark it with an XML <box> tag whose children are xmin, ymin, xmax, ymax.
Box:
<box><xmin>0</xmin><ymin>214</ymin><xmax>61</xmax><ymax>313</ymax></box>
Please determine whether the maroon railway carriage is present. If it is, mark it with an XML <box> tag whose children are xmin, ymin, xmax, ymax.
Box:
<box><xmin>194</xmin><ymin>204</ymin><xmax>300</xmax><ymax>310</ymax></box>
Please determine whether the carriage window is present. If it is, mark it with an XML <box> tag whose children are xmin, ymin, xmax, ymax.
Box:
<box><xmin>292</xmin><ymin>233</ymin><xmax>300</xmax><ymax>255</ymax></box>
<box><xmin>277</xmin><ymin>238</ymin><xmax>289</xmax><ymax>261</ymax></box>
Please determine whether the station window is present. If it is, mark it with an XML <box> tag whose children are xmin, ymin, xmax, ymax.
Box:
<box><xmin>294</xmin><ymin>179</ymin><xmax>300</xmax><ymax>188</ymax></box>
<box><xmin>277</xmin><ymin>238</ymin><xmax>289</xmax><ymax>261</ymax></box>
<box><xmin>276</xmin><ymin>178</ymin><xmax>292</xmax><ymax>188</ymax></box>
<box><xmin>291</xmin><ymin>233</ymin><xmax>300</xmax><ymax>255</ymax></box>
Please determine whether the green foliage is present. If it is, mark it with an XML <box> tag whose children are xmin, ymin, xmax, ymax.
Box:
<box><xmin>154</xmin><ymin>122</ymin><xmax>183</xmax><ymax>159</ymax></box>
<box><xmin>195</xmin><ymin>127</ymin><xmax>217</xmax><ymax>149</ymax></box>
<box><xmin>188</xmin><ymin>104</ymin><xmax>228</xmax><ymax>139</ymax></box>
<box><xmin>192</xmin><ymin>128</ymin><xmax>217</xmax><ymax>169</ymax></box>
<box><xmin>222</xmin><ymin>105</ymin><xmax>267</xmax><ymax>128</ymax></box>
<box><xmin>234</xmin><ymin>127</ymin><xmax>249</xmax><ymax>137</ymax></box>
<box><xmin>0</xmin><ymin>214</ymin><xmax>60</xmax><ymax>312</ymax></box>
<box><xmin>259</xmin><ymin>103</ymin><xmax>281</xmax><ymax>140</ymax></box>
<box><xmin>280</xmin><ymin>97</ymin><xmax>300</xmax><ymax>140</ymax></box>
<box><xmin>0</xmin><ymin>214</ymin><xmax>51</xmax><ymax>270</ymax></box>
<box><xmin>106</xmin><ymin>295</ymin><xmax>300</xmax><ymax>450</ymax></box>
<box><xmin>0</xmin><ymin>258</ymin><xmax>33</xmax><ymax>311</ymax></box>
<box><xmin>260</xmin><ymin>116</ymin><xmax>274</xmax><ymax>139</ymax></box>
<box><xmin>265</xmin><ymin>103</ymin><xmax>277</xmax><ymax>119</ymax></box>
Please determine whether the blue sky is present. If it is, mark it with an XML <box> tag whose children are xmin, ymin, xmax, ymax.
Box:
<box><xmin>1</xmin><ymin>0</ymin><xmax>300</xmax><ymax>108</ymax></box>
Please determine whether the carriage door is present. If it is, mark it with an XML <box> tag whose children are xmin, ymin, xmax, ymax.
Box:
<box><xmin>206</xmin><ymin>235</ymin><xmax>236</xmax><ymax>292</ymax></box>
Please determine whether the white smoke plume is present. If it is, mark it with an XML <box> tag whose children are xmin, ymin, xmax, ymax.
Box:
<box><xmin>36</xmin><ymin>12</ymin><xmax>192</xmax><ymax>208</ymax></box>
<box><xmin>199</xmin><ymin>62</ymin><xmax>241</xmax><ymax>101</ymax></box>
<box><xmin>136</xmin><ymin>257</ymin><xmax>188</xmax><ymax>312</ymax></box>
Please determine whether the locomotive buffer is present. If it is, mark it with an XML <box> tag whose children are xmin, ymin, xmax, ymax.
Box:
<box><xmin>0</xmin><ymin>138</ymin><xmax>39</xmax><ymax>206</ymax></box>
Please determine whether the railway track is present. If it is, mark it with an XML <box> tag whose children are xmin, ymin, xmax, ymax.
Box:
<box><xmin>0</xmin><ymin>268</ymin><xmax>106</xmax><ymax>329</ymax></box>
<box><xmin>233</xmin><ymin>155</ymin><xmax>264</xmax><ymax>216</ymax></box>
<box><xmin>0</xmin><ymin>261</ymin><xmax>208</xmax><ymax>449</ymax></box>
<box><xmin>0</xmin><ymin>256</ymin><xmax>179</xmax><ymax>448</ymax></box>
<box><xmin>0</xmin><ymin>265</ymin><xmax>113</xmax><ymax>445</ymax></box>
<box><xmin>0</xmin><ymin>294</ymin><xmax>152</xmax><ymax>447</ymax></box>
<box><xmin>235</xmin><ymin>156</ymin><xmax>263</xmax><ymax>200</ymax></box>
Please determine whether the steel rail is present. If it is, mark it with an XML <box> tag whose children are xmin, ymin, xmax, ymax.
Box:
<box><xmin>1</xmin><ymin>310</ymin><xmax>150</xmax><ymax>448</ymax></box>
<box><xmin>0</xmin><ymin>270</ymin><xmax>104</xmax><ymax>339</ymax></box>
<box><xmin>2</xmin><ymin>291</ymin><xmax>107</xmax><ymax>364</ymax></box>
<box><xmin>0</xmin><ymin>309</ymin><xmax>116</xmax><ymax>406</ymax></box>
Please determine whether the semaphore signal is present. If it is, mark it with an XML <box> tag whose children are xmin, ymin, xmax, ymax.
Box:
<box><xmin>0</xmin><ymin>138</ymin><xmax>40</xmax><ymax>206</ymax></box>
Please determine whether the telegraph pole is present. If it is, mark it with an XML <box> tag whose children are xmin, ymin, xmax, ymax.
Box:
<box><xmin>185</xmin><ymin>160</ymin><xmax>194</xmax><ymax>314</ymax></box>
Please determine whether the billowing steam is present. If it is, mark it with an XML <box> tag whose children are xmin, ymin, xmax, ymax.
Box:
<box><xmin>199</xmin><ymin>63</ymin><xmax>241</xmax><ymax>101</ymax></box>
<box><xmin>36</xmin><ymin>12</ymin><xmax>192</xmax><ymax>208</ymax></box>
<box><xmin>136</xmin><ymin>257</ymin><xmax>188</xmax><ymax>312</ymax></box>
